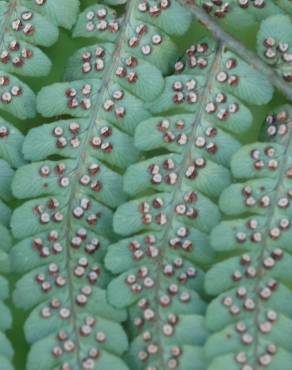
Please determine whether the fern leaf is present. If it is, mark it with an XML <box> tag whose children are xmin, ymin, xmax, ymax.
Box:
<box><xmin>105</xmin><ymin>38</ymin><xmax>273</xmax><ymax>370</ymax></box>
<box><xmin>0</xmin><ymin>0</ymin><xmax>79</xmax><ymax>118</ymax></box>
<box><xmin>196</xmin><ymin>0</ymin><xmax>291</xmax><ymax>29</ymax></box>
<box><xmin>0</xmin><ymin>71</ymin><xmax>36</xmax><ymax>118</ymax></box>
<box><xmin>0</xmin><ymin>159</ymin><xmax>14</xmax><ymax>203</ymax></box>
<box><xmin>10</xmin><ymin>1</ymin><xmax>192</xmax><ymax>369</ymax></box>
<box><xmin>20</xmin><ymin>0</ymin><xmax>79</xmax><ymax>29</ymax></box>
<box><xmin>0</xmin><ymin>116</ymin><xmax>24</xmax><ymax>199</ymax></box>
<box><xmin>257</xmin><ymin>14</ymin><xmax>292</xmax><ymax>84</ymax></box>
<box><xmin>0</xmin><ymin>104</ymin><xmax>24</xmax><ymax>370</ymax></box>
<box><xmin>205</xmin><ymin>105</ymin><xmax>292</xmax><ymax>370</ymax></box>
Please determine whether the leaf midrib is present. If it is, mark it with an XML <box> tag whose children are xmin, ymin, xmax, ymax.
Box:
<box><xmin>149</xmin><ymin>41</ymin><xmax>225</xmax><ymax>369</ymax></box>
<box><xmin>0</xmin><ymin>0</ymin><xmax>19</xmax><ymax>61</ymax></box>
<box><xmin>58</xmin><ymin>0</ymin><xmax>136</xmax><ymax>366</ymax></box>
<box><xmin>249</xmin><ymin>118</ymin><xmax>292</xmax><ymax>368</ymax></box>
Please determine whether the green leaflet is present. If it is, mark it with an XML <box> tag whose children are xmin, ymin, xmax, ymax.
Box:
<box><xmin>196</xmin><ymin>0</ymin><xmax>291</xmax><ymax>29</ymax></box>
<box><xmin>105</xmin><ymin>38</ymin><xmax>273</xmax><ymax>369</ymax></box>
<box><xmin>73</xmin><ymin>0</ymin><xmax>191</xmax><ymax>39</ymax></box>
<box><xmin>20</xmin><ymin>0</ymin><xmax>79</xmax><ymax>29</ymax></box>
<box><xmin>257</xmin><ymin>14</ymin><xmax>292</xmax><ymax>84</ymax></box>
<box><xmin>195</xmin><ymin>1</ymin><xmax>292</xmax><ymax>94</ymax></box>
<box><xmin>0</xmin><ymin>243</ymin><xmax>13</xmax><ymax>370</ymax></box>
<box><xmin>0</xmin><ymin>0</ymin><xmax>79</xmax><ymax>119</ymax></box>
<box><xmin>0</xmin><ymin>201</ymin><xmax>16</xmax><ymax>368</ymax></box>
<box><xmin>0</xmin><ymin>117</ymin><xmax>24</xmax><ymax>203</ymax></box>
<box><xmin>0</xmin><ymin>107</ymin><xmax>23</xmax><ymax>370</ymax></box>
<box><xmin>205</xmin><ymin>106</ymin><xmax>292</xmax><ymax>370</ymax></box>
<box><xmin>0</xmin><ymin>116</ymin><xmax>23</xmax><ymax>228</ymax></box>
<box><xmin>0</xmin><ymin>159</ymin><xmax>14</xmax><ymax>203</ymax></box>
<box><xmin>10</xmin><ymin>1</ymin><xmax>192</xmax><ymax>369</ymax></box>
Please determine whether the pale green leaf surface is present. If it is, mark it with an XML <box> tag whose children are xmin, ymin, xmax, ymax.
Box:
<box><xmin>0</xmin><ymin>159</ymin><xmax>13</xmax><ymax>202</ymax></box>
<box><xmin>0</xmin><ymin>118</ymin><xmax>24</xmax><ymax>168</ymax></box>
<box><xmin>0</xmin><ymin>1</ymin><xmax>79</xmax><ymax>369</ymax></box>
<box><xmin>21</xmin><ymin>0</ymin><xmax>79</xmax><ymax>29</ymax></box>
<box><xmin>13</xmin><ymin>159</ymin><xmax>126</xmax><ymax>209</ymax></box>
<box><xmin>0</xmin><ymin>72</ymin><xmax>35</xmax><ymax>119</ymax></box>
<box><xmin>257</xmin><ymin>14</ymin><xmax>292</xmax><ymax>84</ymax></box>
<box><xmin>11</xmin><ymin>195</ymin><xmax>113</xmax><ymax>241</ymax></box>
<box><xmin>134</xmin><ymin>0</ymin><xmax>192</xmax><ymax>35</ymax></box>
<box><xmin>0</xmin><ymin>223</ymin><xmax>11</xmax><ymax>254</ymax></box>
<box><xmin>0</xmin><ymin>2</ymin><xmax>59</xmax><ymax>47</ymax></box>
<box><xmin>10</xmin><ymin>1</ymin><xmax>193</xmax><ymax>369</ymax></box>
<box><xmin>37</xmin><ymin>80</ymin><xmax>150</xmax><ymax>135</ymax></box>
<box><xmin>23</xmin><ymin>118</ymin><xmax>140</xmax><ymax>170</ymax></box>
<box><xmin>0</xmin><ymin>199</ymin><xmax>10</xmax><ymax>227</ymax></box>
<box><xmin>104</xmin><ymin>34</ymin><xmax>271</xmax><ymax>369</ymax></box>
<box><xmin>0</xmin><ymin>0</ymin><xmax>79</xmax><ymax>121</ymax></box>
<box><xmin>196</xmin><ymin>0</ymin><xmax>287</xmax><ymax>29</ymax></box>
<box><xmin>27</xmin><ymin>337</ymin><xmax>129</xmax><ymax>370</ymax></box>
<box><xmin>205</xmin><ymin>107</ymin><xmax>292</xmax><ymax>370</ymax></box>
<box><xmin>0</xmin><ymin>36</ymin><xmax>51</xmax><ymax>76</ymax></box>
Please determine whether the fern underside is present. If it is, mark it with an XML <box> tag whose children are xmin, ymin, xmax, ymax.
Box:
<box><xmin>0</xmin><ymin>0</ymin><xmax>291</xmax><ymax>370</ymax></box>
<box><xmin>205</xmin><ymin>106</ymin><xmax>292</xmax><ymax>370</ymax></box>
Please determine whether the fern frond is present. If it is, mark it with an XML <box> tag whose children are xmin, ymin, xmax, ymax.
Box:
<box><xmin>0</xmin><ymin>0</ymin><xmax>79</xmax><ymax>118</ymax></box>
<box><xmin>257</xmin><ymin>14</ymin><xmax>292</xmax><ymax>84</ymax></box>
<box><xmin>0</xmin><ymin>167</ymin><xmax>13</xmax><ymax>370</ymax></box>
<box><xmin>19</xmin><ymin>0</ymin><xmax>79</xmax><ymax>29</ymax></box>
<box><xmin>0</xmin><ymin>117</ymin><xmax>23</xmax><ymax>164</ymax></box>
<box><xmin>0</xmin><ymin>117</ymin><xmax>23</xmax><ymax>221</ymax></box>
<box><xmin>10</xmin><ymin>1</ymin><xmax>192</xmax><ymax>369</ymax></box>
<box><xmin>189</xmin><ymin>2</ymin><xmax>292</xmax><ymax>91</ymax></box>
<box><xmin>205</xmin><ymin>105</ymin><xmax>292</xmax><ymax>370</ymax></box>
<box><xmin>0</xmin><ymin>267</ymin><xmax>13</xmax><ymax>370</ymax></box>
<box><xmin>196</xmin><ymin>0</ymin><xmax>291</xmax><ymax>29</ymax></box>
<box><xmin>104</xmin><ymin>38</ymin><xmax>273</xmax><ymax>370</ymax></box>
<box><xmin>0</xmin><ymin>113</ymin><xmax>24</xmax><ymax>370</ymax></box>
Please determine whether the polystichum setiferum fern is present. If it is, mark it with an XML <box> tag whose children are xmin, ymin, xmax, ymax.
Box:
<box><xmin>257</xmin><ymin>14</ymin><xmax>292</xmax><ymax>83</ymax></box>
<box><xmin>0</xmin><ymin>0</ymin><xmax>79</xmax><ymax>119</ymax></box>
<box><xmin>197</xmin><ymin>0</ymin><xmax>292</xmax><ymax>29</ymax></box>
<box><xmin>0</xmin><ymin>1</ymin><xmax>78</xmax><ymax>369</ymax></box>
<box><xmin>1</xmin><ymin>0</ymin><xmax>292</xmax><ymax>369</ymax></box>
<box><xmin>181</xmin><ymin>0</ymin><xmax>292</xmax><ymax>100</ymax></box>
<box><xmin>104</xmin><ymin>38</ymin><xmax>274</xmax><ymax>369</ymax></box>
<box><xmin>205</xmin><ymin>105</ymin><xmax>292</xmax><ymax>370</ymax></box>
<box><xmin>0</xmin><ymin>220</ymin><xmax>13</xmax><ymax>370</ymax></box>
<box><xmin>0</xmin><ymin>118</ymin><xmax>23</xmax><ymax>370</ymax></box>
<box><xmin>9</xmin><ymin>1</ymin><xmax>194</xmax><ymax>369</ymax></box>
